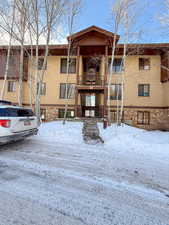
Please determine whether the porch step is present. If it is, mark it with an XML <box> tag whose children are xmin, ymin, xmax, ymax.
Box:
<box><xmin>82</xmin><ymin>119</ymin><xmax>104</xmax><ymax>144</ymax></box>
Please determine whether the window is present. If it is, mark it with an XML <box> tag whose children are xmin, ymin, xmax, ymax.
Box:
<box><xmin>37</xmin><ymin>82</ymin><xmax>46</xmax><ymax>96</ymax></box>
<box><xmin>38</xmin><ymin>58</ymin><xmax>47</xmax><ymax>70</ymax></box>
<box><xmin>58</xmin><ymin>109</ymin><xmax>75</xmax><ymax>118</ymax></box>
<box><xmin>85</xmin><ymin>95</ymin><xmax>96</xmax><ymax>107</ymax></box>
<box><xmin>0</xmin><ymin>108</ymin><xmax>34</xmax><ymax>117</ymax></box>
<box><xmin>60</xmin><ymin>83</ymin><xmax>75</xmax><ymax>99</ymax></box>
<box><xmin>40</xmin><ymin>108</ymin><xmax>46</xmax><ymax>121</ymax></box>
<box><xmin>138</xmin><ymin>84</ymin><xmax>150</xmax><ymax>97</ymax></box>
<box><xmin>110</xmin><ymin>84</ymin><xmax>122</xmax><ymax>100</ymax></box>
<box><xmin>137</xmin><ymin>111</ymin><xmax>150</xmax><ymax>125</ymax></box>
<box><xmin>109</xmin><ymin>58</ymin><xmax>123</xmax><ymax>73</ymax></box>
<box><xmin>139</xmin><ymin>58</ymin><xmax>150</xmax><ymax>70</ymax></box>
<box><xmin>60</xmin><ymin>58</ymin><xmax>76</xmax><ymax>74</ymax></box>
<box><xmin>111</xmin><ymin>110</ymin><xmax>124</xmax><ymax>122</ymax></box>
<box><xmin>8</xmin><ymin>81</ymin><xmax>16</xmax><ymax>92</ymax></box>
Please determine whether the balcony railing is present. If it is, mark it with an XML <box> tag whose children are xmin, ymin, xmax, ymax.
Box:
<box><xmin>78</xmin><ymin>75</ymin><xmax>104</xmax><ymax>86</ymax></box>
<box><xmin>76</xmin><ymin>106</ymin><xmax>104</xmax><ymax>118</ymax></box>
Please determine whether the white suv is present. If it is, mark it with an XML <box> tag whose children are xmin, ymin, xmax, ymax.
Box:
<box><xmin>0</xmin><ymin>101</ymin><xmax>38</xmax><ymax>145</ymax></box>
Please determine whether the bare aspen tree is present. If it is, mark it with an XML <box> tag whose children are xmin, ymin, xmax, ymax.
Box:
<box><xmin>63</xmin><ymin>0</ymin><xmax>82</xmax><ymax>124</ymax></box>
<box><xmin>0</xmin><ymin>0</ymin><xmax>16</xmax><ymax>100</ymax></box>
<box><xmin>0</xmin><ymin>0</ymin><xmax>66</xmax><ymax>115</ymax></box>
<box><xmin>159</xmin><ymin>0</ymin><xmax>169</xmax><ymax>73</ymax></box>
<box><xmin>108</xmin><ymin>0</ymin><xmax>126</xmax><ymax>125</ymax></box>
<box><xmin>35</xmin><ymin>0</ymin><xmax>66</xmax><ymax>122</ymax></box>
<box><xmin>0</xmin><ymin>0</ymin><xmax>30</xmax><ymax>105</ymax></box>
<box><xmin>11</xmin><ymin>0</ymin><xmax>37</xmax><ymax>107</ymax></box>
<box><xmin>16</xmin><ymin>0</ymin><xmax>28</xmax><ymax>106</ymax></box>
<box><xmin>109</xmin><ymin>0</ymin><xmax>137</xmax><ymax>126</ymax></box>
<box><xmin>28</xmin><ymin>0</ymin><xmax>45</xmax><ymax>118</ymax></box>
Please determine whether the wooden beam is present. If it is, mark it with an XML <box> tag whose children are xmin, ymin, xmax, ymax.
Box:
<box><xmin>103</xmin><ymin>45</ymin><xmax>108</xmax><ymax>117</ymax></box>
<box><xmin>76</xmin><ymin>46</ymin><xmax>80</xmax><ymax>85</ymax></box>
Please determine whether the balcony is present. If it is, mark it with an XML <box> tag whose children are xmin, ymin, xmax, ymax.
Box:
<box><xmin>77</xmin><ymin>75</ymin><xmax>104</xmax><ymax>91</ymax></box>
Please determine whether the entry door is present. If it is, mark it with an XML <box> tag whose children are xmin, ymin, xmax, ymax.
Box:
<box><xmin>84</xmin><ymin>94</ymin><xmax>96</xmax><ymax>117</ymax></box>
<box><xmin>85</xmin><ymin>95</ymin><xmax>96</xmax><ymax>107</ymax></box>
<box><xmin>85</xmin><ymin>110</ymin><xmax>95</xmax><ymax>117</ymax></box>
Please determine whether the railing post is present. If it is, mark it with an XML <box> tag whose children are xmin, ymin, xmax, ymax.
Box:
<box><xmin>104</xmin><ymin>45</ymin><xmax>108</xmax><ymax>118</ymax></box>
<box><xmin>77</xmin><ymin>46</ymin><xmax>80</xmax><ymax>85</ymax></box>
<box><xmin>75</xmin><ymin>88</ymin><xmax>78</xmax><ymax>117</ymax></box>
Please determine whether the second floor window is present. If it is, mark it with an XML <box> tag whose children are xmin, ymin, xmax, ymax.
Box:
<box><xmin>37</xmin><ymin>82</ymin><xmax>46</xmax><ymax>95</ymax></box>
<box><xmin>38</xmin><ymin>58</ymin><xmax>47</xmax><ymax>70</ymax></box>
<box><xmin>109</xmin><ymin>58</ymin><xmax>123</xmax><ymax>73</ymax></box>
<box><xmin>139</xmin><ymin>58</ymin><xmax>150</xmax><ymax>70</ymax></box>
<box><xmin>60</xmin><ymin>58</ymin><xmax>76</xmax><ymax>74</ymax></box>
<box><xmin>138</xmin><ymin>84</ymin><xmax>150</xmax><ymax>97</ymax></box>
<box><xmin>8</xmin><ymin>81</ymin><xmax>16</xmax><ymax>92</ymax></box>
<box><xmin>110</xmin><ymin>84</ymin><xmax>122</xmax><ymax>100</ymax></box>
<box><xmin>60</xmin><ymin>83</ymin><xmax>75</xmax><ymax>99</ymax></box>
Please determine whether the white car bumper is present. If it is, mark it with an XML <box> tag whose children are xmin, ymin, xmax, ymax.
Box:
<box><xmin>0</xmin><ymin>128</ymin><xmax>38</xmax><ymax>145</ymax></box>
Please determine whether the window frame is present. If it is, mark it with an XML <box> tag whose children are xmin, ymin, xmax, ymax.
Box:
<box><xmin>60</xmin><ymin>58</ymin><xmax>76</xmax><ymax>74</ymax></box>
<box><xmin>7</xmin><ymin>81</ymin><xmax>16</xmax><ymax>92</ymax></box>
<box><xmin>108</xmin><ymin>58</ymin><xmax>124</xmax><ymax>74</ymax></box>
<box><xmin>110</xmin><ymin>84</ymin><xmax>122</xmax><ymax>100</ymax></box>
<box><xmin>111</xmin><ymin>110</ymin><xmax>124</xmax><ymax>122</ymax></box>
<box><xmin>40</xmin><ymin>108</ymin><xmax>46</xmax><ymax>121</ymax></box>
<box><xmin>37</xmin><ymin>82</ymin><xmax>46</xmax><ymax>96</ymax></box>
<box><xmin>139</xmin><ymin>58</ymin><xmax>150</xmax><ymax>70</ymax></box>
<box><xmin>58</xmin><ymin>109</ymin><xmax>75</xmax><ymax>118</ymax></box>
<box><xmin>138</xmin><ymin>84</ymin><xmax>150</xmax><ymax>97</ymax></box>
<box><xmin>137</xmin><ymin>111</ymin><xmax>150</xmax><ymax>125</ymax></box>
<box><xmin>59</xmin><ymin>83</ymin><xmax>75</xmax><ymax>99</ymax></box>
<box><xmin>38</xmin><ymin>58</ymin><xmax>47</xmax><ymax>70</ymax></box>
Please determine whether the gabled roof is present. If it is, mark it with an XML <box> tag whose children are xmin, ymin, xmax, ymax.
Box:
<box><xmin>67</xmin><ymin>25</ymin><xmax>120</xmax><ymax>42</ymax></box>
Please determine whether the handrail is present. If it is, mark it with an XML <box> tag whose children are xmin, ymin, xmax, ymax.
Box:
<box><xmin>78</xmin><ymin>75</ymin><xmax>104</xmax><ymax>86</ymax></box>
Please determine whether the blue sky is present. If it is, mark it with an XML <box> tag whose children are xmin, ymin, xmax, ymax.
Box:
<box><xmin>73</xmin><ymin>0</ymin><xmax>169</xmax><ymax>44</ymax></box>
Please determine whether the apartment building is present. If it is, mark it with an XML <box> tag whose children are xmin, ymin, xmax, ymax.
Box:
<box><xmin>0</xmin><ymin>26</ymin><xmax>169</xmax><ymax>130</ymax></box>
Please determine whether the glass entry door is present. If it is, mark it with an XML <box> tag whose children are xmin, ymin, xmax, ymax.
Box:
<box><xmin>84</xmin><ymin>94</ymin><xmax>96</xmax><ymax>117</ymax></box>
<box><xmin>85</xmin><ymin>95</ymin><xmax>96</xmax><ymax>107</ymax></box>
<box><xmin>85</xmin><ymin>110</ymin><xmax>95</xmax><ymax>117</ymax></box>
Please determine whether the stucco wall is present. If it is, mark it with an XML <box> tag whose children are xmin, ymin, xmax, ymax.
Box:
<box><xmin>1</xmin><ymin>54</ymin><xmax>169</xmax><ymax>109</ymax></box>
<box><xmin>110</xmin><ymin>55</ymin><xmax>164</xmax><ymax>107</ymax></box>
<box><xmin>163</xmin><ymin>82</ymin><xmax>169</xmax><ymax>106</ymax></box>
<box><xmin>0</xmin><ymin>80</ymin><xmax>19</xmax><ymax>103</ymax></box>
<box><xmin>24</xmin><ymin>56</ymin><xmax>77</xmax><ymax>106</ymax></box>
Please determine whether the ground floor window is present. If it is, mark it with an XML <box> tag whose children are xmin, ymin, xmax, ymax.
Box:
<box><xmin>58</xmin><ymin>109</ymin><xmax>75</xmax><ymax>118</ymax></box>
<box><xmin>111</xmin><ymin>110</ymin><xmax>124</xmax><ymax>122</ymax></box>
<box><xmin>137</xmin><ymin>111</ymin><xmax>150</xmax><ymax>125</ymax></box>
<box><xmin>40</xmin><ymin>108</ymin><xmax>46</xmax><ymax>121</ymax></box>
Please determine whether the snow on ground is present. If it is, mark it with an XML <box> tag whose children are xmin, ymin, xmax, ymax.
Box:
<box><xmin>0</xmin><ymin>121</ymin><xmax>169</xmax><ymax>225</ymax></box>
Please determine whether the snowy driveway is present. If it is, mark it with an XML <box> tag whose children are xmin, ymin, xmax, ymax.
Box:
<box><xmin>0</xmin><ymin>122</ymin><xmax>169</xmax><ymax>225</ymax></box>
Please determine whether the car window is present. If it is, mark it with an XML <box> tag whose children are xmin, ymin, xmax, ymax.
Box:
<box><xmin>0</xmin><ymin>108</ymin><xmax>34</xmax><ymax>117</ymax></box>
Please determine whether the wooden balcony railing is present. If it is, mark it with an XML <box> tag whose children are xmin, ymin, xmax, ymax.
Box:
<box><xmin>78</xmin><ymin>75</ymin><xmax>104</xmax><ymax>86</ymax></box>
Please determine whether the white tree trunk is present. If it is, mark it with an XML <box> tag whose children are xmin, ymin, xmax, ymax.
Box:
<box><xmin>107</xmin><ymin>34</ymin><xmax>117</xmax><ymax>125</ymax></box>
<box><xmin>0</xmin><ymin>0</ymin><xmax>16</xmax><ymax>100</ymax></box>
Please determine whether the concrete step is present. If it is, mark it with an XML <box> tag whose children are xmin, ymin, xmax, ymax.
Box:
<box><xmin>82</xmin><ymin>120</ymin><xmax>104</xmax><ymax>144</ymax></box>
